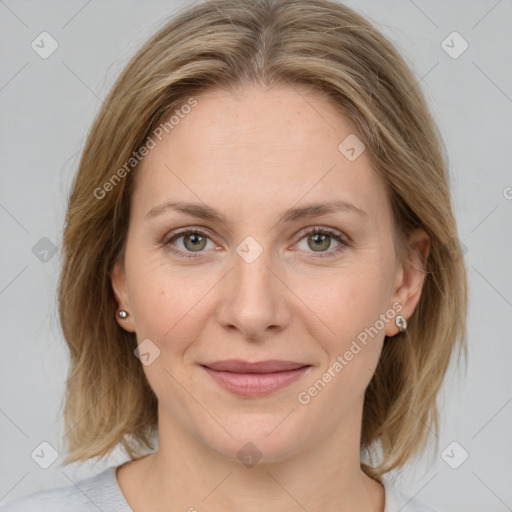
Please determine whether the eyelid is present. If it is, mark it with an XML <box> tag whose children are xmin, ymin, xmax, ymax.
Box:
<box><xmin>161</xmin><ymin>225</ymin><xmax>350</xmax><ymax>259</ymax></box>
<box><xmin>161</xmin><ymin>226</ymin><xmax>215</xmax><ymax>245</ymax></box>
<box><xmin>295</xmin><ymin>225</ymin><xmax>350</xmax><ymax>244</ymax></box>
<box><xmin>291</xmin><ymin>227</ymin><xmax>349</xmax><ymax>258</ymax></box>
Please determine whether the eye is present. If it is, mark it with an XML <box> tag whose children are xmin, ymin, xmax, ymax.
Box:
<box><xmin>162</xmin><ymin>227</ymin><xmax>349</xmax><ymax>259</ymax></box>
<box><xmin>163</xmin><ymin>229</ymin><xmax>216</xmax><ymax>258</ymax></box>
<box><xmin>295</xmin><ymin>227</ymin><xmax>348</xmax><ymax>257</ymax></box>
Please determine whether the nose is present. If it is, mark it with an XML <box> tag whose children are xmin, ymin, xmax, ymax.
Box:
<box><xmin>214</xmin><ymin>246</ymin><xmax>291</xmax><ymax>341</ymax></box>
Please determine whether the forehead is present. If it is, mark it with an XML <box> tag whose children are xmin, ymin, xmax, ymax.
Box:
<box><xmin>131</xmin><ymin>84</ymin><xmax>390</xmax><ymax>225</ymax></box>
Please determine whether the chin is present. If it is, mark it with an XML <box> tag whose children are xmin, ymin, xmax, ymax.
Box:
<box><xmin>196</xmin><ymin>410</ymin><xmax>311</xmax><ymax>466</ymax></box>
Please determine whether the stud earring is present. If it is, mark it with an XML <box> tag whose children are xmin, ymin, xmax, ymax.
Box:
<box><xmin>395</xmin><ymin>315</ymin><xmax>407</xmax><ymax>332</ymax></box>
<box><xmin>117</xmin><ymin>310</ymin><xmax>128</xmax><ymax>319</ymax></box>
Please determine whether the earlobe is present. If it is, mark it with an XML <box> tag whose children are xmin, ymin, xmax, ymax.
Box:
<box><xmin>111</xmin><ymin>261</ymin><xmax>136</xmax><ymax>332</ymax></box>
<box><xmin>386</xmin><ymin>228</ymin><xmax>430</xmax><ymax>337</ymax></box>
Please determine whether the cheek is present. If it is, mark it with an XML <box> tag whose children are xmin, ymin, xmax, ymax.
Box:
<box><xmin>126</xmin><ymin>252</ymin><xmax>220</xmax><ymax>349</ymax></box>
<box><xmin>291</xmin><ymin>258</ymin><xmax>394</xmax><ymax>407</ymax></box>
<box><xmin>126</xmin><ymin>232</ymin><xmax>394</xmax><ymax>364</ymax></box>
<box><xmin>293</xmin><ymin>261</ymin><xmax>392</xmax><ymax>347</ymax></box>
<box><xmin>293</xmin><ymin>272</ymin><xmax>389</xmax><ymax>412</ymax></box>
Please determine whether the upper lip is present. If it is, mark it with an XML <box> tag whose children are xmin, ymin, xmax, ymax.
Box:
<box><xmin>201</xmin><ymin>359</ymin><xmax>310</xmax><ymax>373</ymax></box>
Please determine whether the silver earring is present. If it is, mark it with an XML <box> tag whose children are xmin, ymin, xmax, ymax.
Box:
<box><xmin>395</xmin><ymin>315</ymin><xmax>407</xmax><ymax>332</ymax></box>
<box><xmin>117</xmin><ymin>310</ymin><xmax>128</xmax><ymax>319</ymax></box>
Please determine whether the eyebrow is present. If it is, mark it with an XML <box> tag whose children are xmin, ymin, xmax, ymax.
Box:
<box><xmin>145</xmin><ymin>200</ymin><xmax>368</xmax><ymax>225</ymax></box>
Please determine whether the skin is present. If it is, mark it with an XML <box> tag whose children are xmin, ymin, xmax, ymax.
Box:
<box><xmin>111</xmin><ymin>84</ymin><xmax>430</xmax><ymax>512</ymax></box>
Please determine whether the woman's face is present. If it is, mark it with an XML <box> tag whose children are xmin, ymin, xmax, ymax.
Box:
<box><xmin>112</xmin><ymin>84</ymin><xmax>428</xmax><ymax>463</ymax></box>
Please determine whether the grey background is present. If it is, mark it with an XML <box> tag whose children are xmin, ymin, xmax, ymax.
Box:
<box><xmin>1</xmin><ymin>1</ymin><xmax>511</xmax><ymax>510</ymax></box>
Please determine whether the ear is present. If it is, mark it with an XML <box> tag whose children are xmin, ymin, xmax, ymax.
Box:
<box><xmin>111</xmin><ymin>260</ymin><xmax>136</xmax><ymax>332</ymax></box>
<box><xmin>385</xmin><ymin>228</ymin><xmax>430</xmax><ymax>337</ymax></box>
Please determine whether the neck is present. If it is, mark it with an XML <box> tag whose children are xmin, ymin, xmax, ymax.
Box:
<box><xmin>128</xmin><ymin>404</ymin><xmax>384</xmax><ymax>512</ymax></box>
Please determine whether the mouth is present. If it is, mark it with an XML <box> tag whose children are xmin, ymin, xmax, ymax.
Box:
<box><xmin>200</xmin><ymin>359</ymin><xmax>312</xmax><ymax>397</ymax></box>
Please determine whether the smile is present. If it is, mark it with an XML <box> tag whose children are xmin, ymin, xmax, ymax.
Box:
<box><xmin>200</xmin><ymin>360</ymin><xmax>312</xmax><ymax>397</ymax></box>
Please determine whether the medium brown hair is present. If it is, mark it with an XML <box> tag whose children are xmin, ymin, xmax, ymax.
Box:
<box><xmin>58</xmin><ymin>0</ymin><xmax>468</xmax><ymax>479</ymax></box>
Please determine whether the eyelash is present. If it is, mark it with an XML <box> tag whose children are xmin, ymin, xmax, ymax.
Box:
<box><xmin>162</xmin><ymin>227</ymin><xmax>349</xmax><ymax>260</ymax></box>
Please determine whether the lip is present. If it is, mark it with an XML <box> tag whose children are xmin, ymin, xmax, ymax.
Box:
<box><xmin>200</xmin><ymin>359</ymin><xmax>312</xmax><ymax>397</ymax></box>
<box><xmin>202</xmin><ymin>359</ymin><xmax>308</xmax><ymax>373</ymax></box>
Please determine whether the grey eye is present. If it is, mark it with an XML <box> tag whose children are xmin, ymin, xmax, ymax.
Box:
<box><xmin>307</xmin><ymin>232</ymin><xmax>333</xmax><ymax>252</ymax></box>
<box><xmin>181</xmin><ymin>232</ymin><xmax>208</xmax><ymax>252</ymax></box>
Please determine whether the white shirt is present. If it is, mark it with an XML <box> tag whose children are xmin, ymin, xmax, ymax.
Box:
<box><xmin>0</xmin><ymin>465</ymin><xmax>437</xmax><ymax>511</ymax></box>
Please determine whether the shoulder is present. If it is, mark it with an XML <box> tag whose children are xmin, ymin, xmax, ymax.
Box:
<box><xmin>383</xmin><ymin>479</ymin><xmax>437</xmax><ymax>512</ymax></box>
<box><xmin>0</xmin><ymin>466</ymin><xmax>132</xmax><ymax>512</ymax></box>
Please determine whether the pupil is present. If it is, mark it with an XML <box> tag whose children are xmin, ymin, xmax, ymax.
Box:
<box><xmin>185</xmin><ymin>233</ymin><xmax>205</xmax><ymax>251</ymax></box>
<box><xmin>310</xmin><ymin>233</ymin><xmax>330</xmax><ymax>251</ymax></box>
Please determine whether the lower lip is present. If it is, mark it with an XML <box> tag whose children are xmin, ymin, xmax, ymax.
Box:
<box><xmin>202</xmin><ymin>366</ymin><xmax>311</xmax><ymax>397</ymax></box>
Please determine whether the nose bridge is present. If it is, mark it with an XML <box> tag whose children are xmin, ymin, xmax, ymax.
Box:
<box><xmin>234</xmin><ymin>243</ymin><xmax>274</xmax><ymax>295</ymax></box>
<box><xmin>216</xmin><ymin>236</ymin><xmax>289</xmax><ymax>339</ymax></box>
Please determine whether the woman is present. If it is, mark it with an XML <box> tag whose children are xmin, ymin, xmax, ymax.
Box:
<box><xmin>1</xmin><ymin>0</ymin><xmax>467</xmax><ymax>510</ymax></box>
